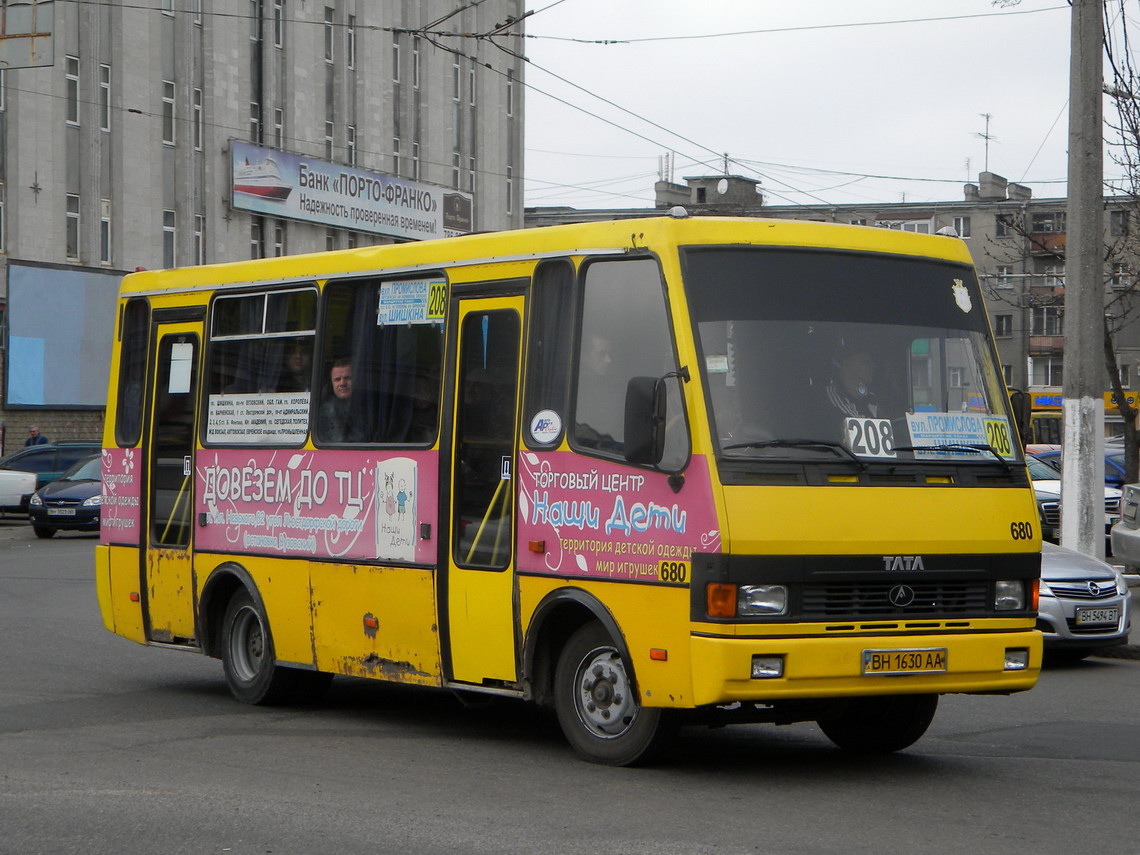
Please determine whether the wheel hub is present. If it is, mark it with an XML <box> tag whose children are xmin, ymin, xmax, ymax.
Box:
<box><xmin>576</xmin><ymin>647</ymin><xmax>637</xmax><ymax>738</ymax></box>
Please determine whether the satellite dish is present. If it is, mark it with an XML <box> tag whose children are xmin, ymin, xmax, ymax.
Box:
<box><xmin>717</xmin><ymin>178</ymin><xmax>728</xmax><ymax>195</ymax></box>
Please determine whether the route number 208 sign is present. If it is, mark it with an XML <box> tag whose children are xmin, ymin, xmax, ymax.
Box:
<box><xmin>844</xmin><ymin>417</ymin><xmax>896</xmax><ymax>458</ymax></box>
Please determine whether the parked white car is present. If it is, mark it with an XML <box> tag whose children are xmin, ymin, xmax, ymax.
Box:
<box><xmin>0</xmin><ymin>468</ymin><xmax>37</xmax><ymax>513</ymax></box>
<box><xmin>1038</xmin><ymin>541</ymin><xmax>1131</xmax><ymax>660</ymax></box>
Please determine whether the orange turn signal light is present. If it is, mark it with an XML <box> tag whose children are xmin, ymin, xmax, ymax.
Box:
<box><xmin>1030</xmin><ymin>579</ymin><xmax>1040</xmax><ymax>612</ymax></box>
<box><xmin>129</xmin><ymin>592</ymin><xmax>140</xmax><ymax>602</ymax></box>
<box><xmin>649</xmin><ymin>648</ymin><xmax>668</xmax><ymax>661</ymax></box>
<box><xmin>706</xmin><ymin>583</ymin><xmax>737</xmax><ymax>618</ymax></box>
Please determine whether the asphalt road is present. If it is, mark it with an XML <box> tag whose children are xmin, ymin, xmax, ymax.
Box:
<box><xmin>1</xmin><ymin>523</ymin><xmax>1138</xmax><ymax>855</ymax></box>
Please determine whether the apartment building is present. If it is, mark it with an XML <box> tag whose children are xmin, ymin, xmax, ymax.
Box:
<box><xmin>0</xmin><ymin>0</ymin><xmax>525</xmax><ymax>453</ymax></box>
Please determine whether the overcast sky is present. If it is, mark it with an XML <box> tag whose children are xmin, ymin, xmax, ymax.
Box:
<box><xmin>520</xmin><ymin>0</ymin><xmax>1080</xmax><ymax>211</ymax></box>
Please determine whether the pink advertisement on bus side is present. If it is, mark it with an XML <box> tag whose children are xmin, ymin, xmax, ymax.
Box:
<box><xmin>516</xmin><ymin>451</ymin><xmax>721</xmax><ymax>581</ymax></box>
<box><xmin>194</xmin><ymin>449</ymin><xmax>438</xmax><ymax>563</ymax></box>
<box><xmin>101</xmin><ymin>447</ymin><xmax>142</xmax><ymax>543</ymax></box>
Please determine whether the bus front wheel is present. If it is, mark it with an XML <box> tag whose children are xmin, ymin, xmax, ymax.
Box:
<box><xmin>220</xmin><ymin>588</ymin><xmax>330</xmax><ymax>705</ymax></box>
<box><xmin>817</xmin><ymin>694</ymin><xmax>938</xmax><ymax>753</ymax></box>
<box><xmin>553</xmin><ymin>622</ymin><xmax>670</xmax><ymax>766</ymax></box>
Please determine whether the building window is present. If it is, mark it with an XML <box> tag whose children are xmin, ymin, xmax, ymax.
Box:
<box><xmin>0</xmin><ymin>69</ymin><xmax>6</xmax><ymax>111</ymax></box>
<box><xmin>469</xmin><ymin>58</ymin><xmax>476</xmax><ymax>106</ymax></box>
<box><xmin>162</xmin><ymin>80</ymin><xmax>176</xmax><ymax>145</ymax></box>
<box><xmin>347</xmin><ymin>15</ymin><xmax>355</xmax><ymax>69</ymax></box>
<box><xmin>1111</xmin><ymin>209</ymin><xmax>1130</xmax><ymax>236</ymax></box>
<box><xmin>1043</xmin><ymin>265</ymin><xmax>1064</xmax><ymax>289</ymax></box>
<box><xmin>66</xmin><ymin>194</ymin><xmax>80</xmax><ymax>259</ymax></box>
<box><xmin>996</xmin><ymin>214</ymin><xmax>1016</xmax><ymax>237</ymax></box>
<box><xmin>161</xmin><ymin>0</ymin><xmax>173</xmax><ymax>14</ymax></box>
<box><xmin>1031</xmin><ymin>306</ymin><xmax>1063</xmax><ymax>336</ymax></box>
<box><xmin>1029</xmin><ymin>356</ymin><xmax>1063</xmax><ymax>387</ymax></box>
<box><xmin>0</xmin><ymin>199</ymin><xmax>5</xmax><ymax>252</ymax></box>
<box><xmin>325</xmin><ymin>121</ymin><xmax>334</xmax><ymax>160</ymax></box>
<box><xmin>413</xmin><ymin>37</ymin><xmax>421</xmax><ymax>89</ymax></box>
<box><xmin>468</xmin><ymin>155</ymin><xmax>476</xmax><ymax>194</ymax></box>
<box><xmin>193</xmin><ymin>0</ymin><xmax>202</xmax><ymax>25</ymax></box>
<box><xmin>412</xmin><ymin>142</ymin><xmax>420</xmax><ymax>180</ymax></box>
<box><xmin>506</xmin><ymin>165</ymin><xmax>514</xmax><ymax>215</ymax></box>
<box><xmin>953</xmin><ymin>215</ymin><xmax>971</xmax><ymax>238</ymax></box>
<box><xmin>273</xmin><ymin>0</ymin><xmax>284</xmax><ymax>48</ymax></box>
<box><xmin>452</xmin><ymin>59</ymin><xmax>461</xmax><ymax>102</ymax></box>
<box><xmin>250</xmin><ymin>101</ymin><xmax>262</xmax><ymax>143</ymax></box>
<box><xmin>1031</xmin><ymin>211</ymin><xmax>1066</xmax><ymax>233</ymax></box>
<box><xmin>506</xmin><ymin>68</ymin><xmax>514</xmax><ymax>116</ymax></box>
<box><xmin>885</xmin><ymin>220</ymin><xmax>930</xmax><ymax>234</ymax></box>
<box><xmin>273</xmin><ymin>107</ymin><xmax>284</xmax><ymax>149</ymax></box>
<box><xmin>251</xmin><ymin>219</ymin><xmax>264</xmax><ymax>259</ymax></box>
<box><xmin>347</xmin><ymin>231</ymin><xmax>358</xmax><ymax>249</ymax></box>
<box><xmin>452</xmin><ymin>152</ymin><xmax>461</xmax><ymax>189</ymax></box>
<box><xmin>66</xmin><ymin>56</ymin><xmax>80</xmax><ymax>125</ymax></box>
<box><xmin>994</xmin><ymin>314</ymin><xmax>1013</xmax><ymax>338</ymax></box>
<box><xmin>994</xmin><ymin>265</ymin><xmax>1014</xmax><ymax>289</ymax></box>
<box><xmin>324</xmin><ymin>7</ymin><xmax>334</xmax><ymax>62</ymax></box>
<box><xmin>849</xmin><ymin>218</ymin><xmax>867</xmax><ymax>226</ymax></box>
<box><xmin>163</xmin><ymin>210</ymin><xmax>176</xmax><ymax>268</ymax></box>
<box><xmin>1111</xmin><ymin>262</ymin><xmax>1130</xmax><ymax>290</ymax></box>
<box><xmin>392</xmin><ymin>137</ymin><xmax>401</xmax><ymax>174</ymax></box>
<box><xmin>1002</xmin><ymin>364</ymin><xmax>1013</xmax><ymax>387</ymax></box>
<box><xmin>250</xmin><ymin>0</ymin><xmax>261</xmax><ymax>41</ymax></box>
<box><xmin>99</xmin><ymin>64</ymin><xmax>111</xmax><ymax>131</ymax></box>
<box><xmin>100</xmin><ymin>199</ymin><xmax>112</xmax><ymax>265</ymax></box>
<box><xmin>193</xmin><ymin>88</ymin><xmax>203</xmax><ymax>150</ymax></box>
<box><xmin>273</xmin><ymin>220</ymin><xmax>286</xmax><ymax>256</ymax></box>
<box><xmin>347</xmin><ymin>125</ymin><xmax>356</xmax><ymax>166</ymax></box>
<box><xmin>392</xmin><ymin>35</ymin><xmax>400</xmax><ymax>82</ymax></box>
<box><xmin>325</xmin><ymin>228</ymin><xmax>337</xmax><ymax>252</ymax></box>
<box><xmin>1118</xmin><ymin>364</ymin><xmax>1132</xmax><ymax>390</ymax></box>
<box><xmin>194</xmin><ymin>214</ymin><xmax>205</xmax><ymax>265</ymax></box>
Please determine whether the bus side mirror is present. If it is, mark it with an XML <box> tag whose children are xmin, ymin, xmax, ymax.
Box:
<box><xmin>624</xmin><ymin>376</ymin><xmax>666</xmax><ymax>465</ymax></box>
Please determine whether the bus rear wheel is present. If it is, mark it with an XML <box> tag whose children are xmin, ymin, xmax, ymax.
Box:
<box><xmin>220</xmin><ymin>588</ymin><xmax>330</xmax><ymax>705</ymax></box>
<box><xmin>553</xmin><ymin>623</ymin><xmax>670</xmax><ymax>766</ymax></box>
<box><xmin>817</xmin><ymin>694</ymin><xmax>938</xmax><ymax>753</ymax></box>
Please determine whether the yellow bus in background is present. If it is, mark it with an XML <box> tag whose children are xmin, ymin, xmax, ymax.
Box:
<box><xmin>95</xmin><ymin>214</ymin><xmax>1041</xmax><ymax>765</ymax></box>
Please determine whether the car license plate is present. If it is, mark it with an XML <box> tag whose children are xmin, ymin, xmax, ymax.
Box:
<box><xmin>1075</xmin><ymin>606</ymin><xmax>1119</xmax><ymax>626</ymax></box>
<box><xmin>862</xmin><ymin>648</ymin><xmax>947</xmax><ymax>675</ymax></box>
<box><xmin>47</xmin><ymin>508</ymin><xmax>76</xmax><ymax>516</ymax></box>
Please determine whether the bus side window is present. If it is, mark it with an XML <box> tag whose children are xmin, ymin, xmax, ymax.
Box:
<box><xmin>116</xmin><ymin>298</ymin><xmax>150</xmax><ymax>447</ymax></box>
<box><xmin>523</xmin><ymin>260</ymin><xmax>576</xmax><ymax>447</ymax></box>
<box><xmin>571</xmin><ymin>258</ymin><xmax>688</xmax><ymax>470</ymax></box>
<box><xmin>317</xmin><ymin>278</ymin><xmax>444</xmax><ymax>445</ymax></box>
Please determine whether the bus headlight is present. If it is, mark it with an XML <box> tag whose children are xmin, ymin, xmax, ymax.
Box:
<box><xmin>737</xmin><ymin>585</ymin><xmax>788</xmax><ymax>616</ymax></box>
<box><xmin>994</xmin><ymin>580</ymin><xmax>1026</xmax><ymax>611</ymax></box>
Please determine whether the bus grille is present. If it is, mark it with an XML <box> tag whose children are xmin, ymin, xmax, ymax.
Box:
<box><xmin>800</xmin><ymin>582</ymin><xmax>990</xmax><ymax>618</ymax></box>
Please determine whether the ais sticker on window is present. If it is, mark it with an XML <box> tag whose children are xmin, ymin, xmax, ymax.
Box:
<box><xmin>377</xmin><ymin>278</ymin><xmax>447</xmax><ymax>326</ymax></box>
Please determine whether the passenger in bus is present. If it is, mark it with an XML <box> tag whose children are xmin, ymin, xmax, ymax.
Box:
<box><xmin>278</xmin><ymin>343</ymin><xmax>312</xmax><ymax>392</ymax></box>
<box><xmin>405</xmin><ymin>367</ymin><xmax>440</xmax><ymax>443</ymax></box>
<box><xmin>826</xmin><ymin>346</ymin><xmax>881</xmax><ymax>419</ymax></box>
<box><xmin>318</xmin><ymin>358</ymin><xmax>355</xmax><ymax>441</ymax></box>
<box><xmin>575</xmin><ymin>333</ymin><xmax>619</xmax><ymax>450</ymax></box>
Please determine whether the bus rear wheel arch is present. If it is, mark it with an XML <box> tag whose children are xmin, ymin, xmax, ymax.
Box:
<box><xmin>219</xmin><ymin>587</ymin><xmax>331</xmax><ymax>705</ymax></box>
<box><xmin>553</xmin><ymin>622</ymin><xmax>672</xmax><ymax>766</ymax></box>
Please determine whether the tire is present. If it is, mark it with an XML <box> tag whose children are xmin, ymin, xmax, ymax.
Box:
<box><xmin>817</xmin><ymin>694</ymin><xmax>938</xmax><ymax>753</ymax></box>
<box><xmin>220</xmin><ymin>588</ymin><xmax>331</xmax><ymax>705</ymax></box>
<box><xmin>553</xmin><ymin>622</ymin><xmax>671</xmax><ymax>766</ymax></box>
<box><xmin>33</xmin><ymin>526</ymin><xmax>55</xmax><ymax>539</ymax></box>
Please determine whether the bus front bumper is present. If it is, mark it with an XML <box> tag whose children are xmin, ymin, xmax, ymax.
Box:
<box><xmin>688</xmin><ymin>629</ymin><xmax>1042</xmax><ymax>707</ymax></box>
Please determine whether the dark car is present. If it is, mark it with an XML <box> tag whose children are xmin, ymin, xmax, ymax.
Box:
<box><xmin>28</xmin><ymin>454</ymin><xmax>102</xmax><ymax>538</ymax></box>
<box><xmin>1032</xmin><ymin>448</ymin><xmax>1127</xmax><ymax>488</ymax></box>
<box><xmin>0</xmin><ymin>441</ymin><xmax>101</xmax><ymax>490</ymax></box>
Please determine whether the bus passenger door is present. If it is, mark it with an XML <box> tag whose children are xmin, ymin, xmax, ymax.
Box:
<box><xmin>143</xmin><ymin>324</ymin><xmax>201</xmax><ymax>644</ymax></box>
<box><xmin>444</xmin><ymin>297</ymin><xmax>523</xmax><ymax>685</ymax></box>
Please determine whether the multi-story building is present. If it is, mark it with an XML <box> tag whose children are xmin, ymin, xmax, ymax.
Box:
<box><xmin>527</xmin><ymin>171</ymin><xmax>1140</xmax><ymax>438</ymax></box>
<box><xmin>0</xmin><ymin>0</ymin><xmax>525</xmax><ymax>454</ymax></box>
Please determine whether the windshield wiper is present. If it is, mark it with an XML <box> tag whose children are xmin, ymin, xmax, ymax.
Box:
<box><xmin>722</xmin><ymin>438</ymin><xmax>867</xmax><ymax>470</ymax></box>
<box><xmin>894</xmin><ymin>443</ymin><xmax>1011</xmax><ymax>471</ymax></box>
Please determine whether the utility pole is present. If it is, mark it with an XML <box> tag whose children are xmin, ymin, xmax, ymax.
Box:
<box><xmin>1060</xmin><ymin>0</ymin><xmax>1106</xmax><ymax>558</ymax></box>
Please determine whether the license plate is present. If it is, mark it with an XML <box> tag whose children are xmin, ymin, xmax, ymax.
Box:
<box><xmin>1075</xmin><ymin>606</ymin><xmax>1119</xmax><ymax>626</ymax></box>
<box><xmin>47</xmin><ymin>508</ymin><xmax>76</xmax><ymax>516</ymax></box>
<box><xmin>862</xmin><ymin>648</ymin><xmax>948</xmax><ymax>675</ymax></box>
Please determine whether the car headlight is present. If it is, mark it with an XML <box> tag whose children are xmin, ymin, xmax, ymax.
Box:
<box><xmin>994</xmin><ymin>580</ymin><xmax>1026</xmax><ymax>611</ymax></box>
<box><xmin>29</xmin><ymin>494</ymin><xmax>43</xmax><ymax>507</ymax></box>
<box><xmin>1114</xmin><ymin>569</ymin><xmax>1129</xmax><ymax>596</ymax></box>
<box><xmin>82</xmin><ymin>495</ymin><xmax>103</xmax><ymax>507</ymax></box>
<box><xmin>1038</xmin><ymin>579</ymin><xmax>1054</xmax><ymax>597</ymax></box>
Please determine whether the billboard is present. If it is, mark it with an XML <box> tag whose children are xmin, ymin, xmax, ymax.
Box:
<box><xmin>6</xmin><ymin>261</ymin><xmax>120</xmax><ymax>407</ymax></box>
<box><xmin>230</xmin><ymin>142</ymin><xmax>474</xmax><ymax>242</ymax></box>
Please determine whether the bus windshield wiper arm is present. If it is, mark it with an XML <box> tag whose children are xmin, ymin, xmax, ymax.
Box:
<box><xmin>722</xmin><ymin>438</ymin><xmax>867</xmax><ymax>470</ymax></box>
<box><xmin>894</xmin><ymin>443</ymin><xmax>1011</xmax><ymax>471</ymax></box>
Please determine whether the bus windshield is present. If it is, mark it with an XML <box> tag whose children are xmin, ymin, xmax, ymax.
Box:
<box><xmin>683</xmin><ymin>246</ymin><xmax>1020</xmax><ymax>464</ymax></box>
